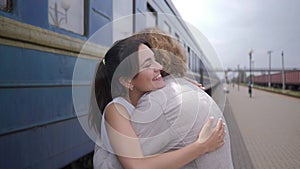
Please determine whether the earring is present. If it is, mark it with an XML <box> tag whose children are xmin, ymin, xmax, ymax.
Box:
<box><xmin>129</xmin><ymin>84</ymin><xmax>134</xmax><ymax>91</ymax></box>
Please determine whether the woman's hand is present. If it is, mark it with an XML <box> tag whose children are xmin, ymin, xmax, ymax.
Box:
<box><xmin>184</xmin><ymin>77</ymin><xmax>205</xmax><ymax>90</ymax></box>
<box><xmin>197</xmin><ymin>117</ymin><xmax>225</xmax><ymax>153</ymax></box>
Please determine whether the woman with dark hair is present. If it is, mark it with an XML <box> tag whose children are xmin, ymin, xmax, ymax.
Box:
<box><xmin>89</xmin><ymin>36</ymin><xmax>225</xmax><ymax>169</ymax></box>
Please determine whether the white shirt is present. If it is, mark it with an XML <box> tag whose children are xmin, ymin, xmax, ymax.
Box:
<box><xmin>93</xmin><ymin>97</ymin><xmax>134</xmax><ymax>169</ymax></box>
<box><xmin>101</xmin><ymin>97</ymin><xmax>135</xmax><ymax>153</ymax></box>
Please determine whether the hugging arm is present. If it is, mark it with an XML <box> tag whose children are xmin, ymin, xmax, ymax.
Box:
<box><xmin>184</xmin><ymin>77</ymin><xmax>205</xmax><ymax>90</ymax></box>
<box><xmin>105</xmin><ymin>103</ymin><xmax>225</xmax><ymax>169</ymax></box>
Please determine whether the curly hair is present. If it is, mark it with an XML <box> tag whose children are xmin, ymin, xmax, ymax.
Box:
<box><xmin>133</xmin><ymin>28</ymin><xmax>187</xmax><ymax>77</ymax></box>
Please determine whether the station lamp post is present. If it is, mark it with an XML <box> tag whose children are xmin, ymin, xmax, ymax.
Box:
<box><xmin>251</xmin><ymin>59</ymin><xmax>255</xmax><ymax>85</ymax></box>
<box><xmin>249</xmin><ymin>50</ymin><xmax>253</xmax><ymax>83</ymax></box>
<box><xmin>281</xmin><ymin>51</ymin><xmax>286</xmax><ymax>90</ymax></box>
<box><xmin>237</xmin><ymin>64</ymin><xmax>240</xmax><ymax>91</ymax></box>
<box><xmin>267</xmin><ymin>50</ymin><xmax>272</xmax><ymax>87</ymax></box>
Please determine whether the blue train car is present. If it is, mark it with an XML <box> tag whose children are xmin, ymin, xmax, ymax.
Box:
<box><xmin>0</xmin><ymin>0</ymin><xmax>219</xmax><ymax>168</ymax></box>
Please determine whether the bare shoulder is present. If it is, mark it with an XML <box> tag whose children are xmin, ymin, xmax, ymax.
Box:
<box><xmin>104</xmin><ymin>102</ymin><xmax>136</xmax><ymax>137</ymax></box>
<box><xmin>105</xmin><ymin>103</ymin><xmax>130</xmax><ymax>120</ymax></box>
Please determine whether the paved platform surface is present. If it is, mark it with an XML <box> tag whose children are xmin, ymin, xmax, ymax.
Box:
<box><xmin>212</xmin><ymin>84</ymin><xmax>254</xmax><ymax>169</ymax></box>
<box><xmin>225</xmin><ymin>85</ymin><xmax>300</xmax><ymax>169</ymax></box>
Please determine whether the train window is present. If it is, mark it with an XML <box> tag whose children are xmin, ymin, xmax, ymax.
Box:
<box><xmin>185</xmin><ymin>45</ymin><xmax>189</xmax><ymax>60</ymax></box>
<box><xmin>194</xmin><ymin>53</ymin><xmax>197</xmax><ymax>72</ymax></box>
<box><xmin>146</xmin><ymin>4</ymin><xmax>157</xmax><ymax>27</ymax></box>
<box><xmin>48</xmin><ymin>0</ymin><xmax>85</xmax><ymax>35</ymax></box>
<box><xmin>113</xmin><ymin>0</ymin><xmax>133</xmax><ymax>41</ymax></box>
<box><xmin>0</xmin><ymin>0</ymin><xmax>12</xmax><ymax>12</ymax></box>
<box><xmin>187</xmin><ymin>47</ymin><xmax>192</xmax><ymax>70</ymax></box>
<box><xmin>163</xmin><ymin>21</ymin><xmax>171</xmax><ymax>33</ymax></box>
<box><xmin>189</xmin><ymin>54</ymin><xmax>193</xmax><ymax>71</ymax></box>
<box><xmin>175</xmin><ymin>33</ymin><xmax>180</xmax><ymax>42</ymax></box>
<box><xmin>187</xmin><ymin>46</ymin><xmax>191</xmax><ymax>56</ymax></box>
<box><xmin>196</xmin><ymin>57</ymin><xmax>200</xmax><ymax>74</ymax></box>
<box><xmin>192</xmin><ymin>52</ymin><xmax>197</xmax><ymax>72</ymax></box>
<box><xmin>194</xmin><ymin>52</ymin><xmax>198</xmax><ymax>73</ymax></box>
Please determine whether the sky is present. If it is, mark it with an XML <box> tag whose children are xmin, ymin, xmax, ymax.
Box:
<box><xmin>171</xmin><ymin>0</ymin><xmax>300</xmax><ymax>72</ymax></box>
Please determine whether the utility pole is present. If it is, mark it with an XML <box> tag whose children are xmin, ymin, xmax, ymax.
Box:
<box><xmin>267</xmin><ymin>50</ymin><xmax>272</xmax><ymax>87</ymax></box>
<box><xmin>249</xmin><ymin>50</ymin><xmax>253</xmax><ymax>83</ymax></box>
<box><xmin>282</xmin><ymin>51</ymin><xmax>285</xmax><ymax>90</ymax></box>
<box><xmin>251</xmin><ymin>59</ymin><xmax>255</xmax><ymax>85</ymax></box>
<box><xmin>237</xmin><ymin>64</ymin><xmax>240</xmax><ymax>91</ymax></box>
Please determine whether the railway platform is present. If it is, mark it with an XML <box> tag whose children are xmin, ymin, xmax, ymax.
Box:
<box><xmin>223</xmin><ymin>85</ymin><xmax>300</xmax><ymax>169</ymax></box>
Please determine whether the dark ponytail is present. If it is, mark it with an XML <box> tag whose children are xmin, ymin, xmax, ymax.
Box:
<box><xmin>88</xmin><ymin>60</ymin><xmax>110</xmax><ymax>135</ymax></box>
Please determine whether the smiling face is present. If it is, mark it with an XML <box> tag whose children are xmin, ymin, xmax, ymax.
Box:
<box><xmin>131</xmin><ymin>44</ymin><xmax>165</xmax><ymax>93</ymax></box>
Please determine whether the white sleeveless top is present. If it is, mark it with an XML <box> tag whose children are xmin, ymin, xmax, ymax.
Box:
<box><xmin>100</xmin><ymin>97</ymin><xmax>135</xmax><ymax>153</ymax></box>
<box><xmin>93</xmin><ymin>97</ymin><xmax>134</xmax><ymax>169</ymax></box>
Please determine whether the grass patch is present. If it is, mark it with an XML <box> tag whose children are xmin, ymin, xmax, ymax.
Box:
<box><xmin>238</xmin><ymin>83</ymin><xmax>300</xmax><ymax>98</ymax></box>
<box><xmin>253</xmin><ymin>85</ymin><xmax>300</xmax><ymax>98</ymax></box>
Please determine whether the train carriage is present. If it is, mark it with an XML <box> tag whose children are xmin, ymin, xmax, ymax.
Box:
<box><xmin>0</xmin><ymin>0</ymin><xmax>219</xmax><ymax>168</ymax></box>
<box><xmin>253</xmin><ymin>70</ymin><xmax>300</xmax><ymax>90</ymax></box>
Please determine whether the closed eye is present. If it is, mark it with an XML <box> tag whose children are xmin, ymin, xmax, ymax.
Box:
<box><xmin>141</xmin><ymin>58</ymin><xmax>152</xmax><ymax>69</ymax></box>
